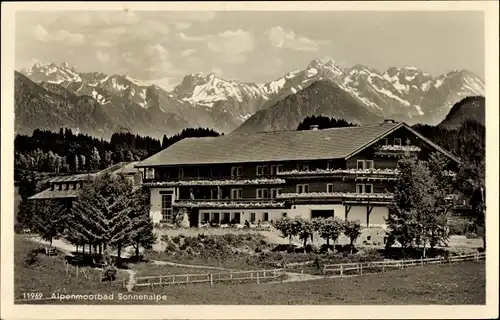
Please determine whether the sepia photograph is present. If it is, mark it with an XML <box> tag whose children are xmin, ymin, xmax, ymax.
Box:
<box><xmin>1</xmin><ymin>1</ymin><xmax>498</xmax><ymax>319</ymax></box>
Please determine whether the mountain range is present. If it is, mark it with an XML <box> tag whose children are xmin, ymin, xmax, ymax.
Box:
<box><xmin>15</xmin><ymin>59</ymin><xmax>485</xmax><ymax>138</ymax></box>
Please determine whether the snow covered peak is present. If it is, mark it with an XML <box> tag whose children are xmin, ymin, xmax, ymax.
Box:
<box><xmin>21</xmin><ymin>61</ymin><xmax>81</xmax><ymax>84</ymax></box>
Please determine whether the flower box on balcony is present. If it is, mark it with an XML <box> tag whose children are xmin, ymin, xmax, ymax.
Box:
<box><xmin>172</xmin><ymin>200</ymin><xmax>286</xmax><ymax>209</ymax></box>
<box><xmin>144</xmin><ymin>178</ymin><xmax>285</xmax><ymax>187</ymax></box>
<box><xmin>374</xmin><ymin>145</ymin><xmax>421</xmax><ymax>157</ymax></box>
<box><xmin>276</xmin><ymin>192</ymin><xmax>394</xmax><ymax>200</ymax></box>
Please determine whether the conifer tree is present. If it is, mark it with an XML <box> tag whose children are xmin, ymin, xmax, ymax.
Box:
<box><xmin>31</xmin><ymin>200</ymin><xmax>68</xmax><ymax>246</ymax></box>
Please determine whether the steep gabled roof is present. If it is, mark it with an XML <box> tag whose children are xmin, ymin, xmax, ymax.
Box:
<box><xmin>136</xmin><ymin>123</ymin><xmax>401</xmax><ymax>167</ymax></box>
<box><xmin>344</xmin><ymin>123</ymin><xmax>461</xmax><ymax>164</ymax></box>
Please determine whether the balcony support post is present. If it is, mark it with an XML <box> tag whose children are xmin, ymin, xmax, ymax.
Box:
<box><xmin>366</xmin><ymin>205</ymin><xmax>374</xmax><ymax>227</ymax></box>
<box><xmin>345</xmin><ymin>204</ymin><xmax>352</xmax><ymax>220</ymax></box>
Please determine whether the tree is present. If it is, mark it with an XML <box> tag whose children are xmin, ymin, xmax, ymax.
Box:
<box><xmin>426</xmin><ymin>152</ymin><xmax>455</xmax><ymax>251</ymax></box>
<box><xmin>293</xmin><ymin>216</ymin><xmax>315</xmax><ymax>248</ymax></box>
<box><xmin>297</xmin><ymin>116</ymin><xmax>358</xmax><ymax>131</ymax></box>
<box><xmin>90</xmin><ymin>147</ymin><xmax>101</xmax><ymax>170</ymax></box>
<box><xmin>31</xmin><ymin>200</ymin><xmax>68</xmax><ymax>246</ymax></box>
<box><xmin>314</xmin><ymin>217</ymin><xmax>343</xmax><ymax>252</ymax></box>
<box><xmin>127</xmin><ymin>186</ymin><xmax>157</xmax><ymax>260</ymax></box>
<box><xmin>74</xmin><ymin>154</ymin><xmax>80</xmax><ymax>171</ymax></box>
<box><xmin>343</xmin><ymin>220</ymin><xmax>362</xmax><ymax>253</ymax></box>
<box><xmin>273</xmin><ymin>217</ymin><xmax>294</xmax><ymax>245</ymax></box>
<box><xmin>64</xmin><ymin>173</ymin><xmax>136</xmax><ymax>265</ymax></box>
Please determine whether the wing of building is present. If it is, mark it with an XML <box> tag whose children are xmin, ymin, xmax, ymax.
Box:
<box><xmin>28</xmin><ymin>162</ymin><xmax>143</xmax><ymax>202</ymax></box>
<box><xmin>135</xmin><ymin>120</ymin><xmax>460</xmax><ymax>243</ymax></box>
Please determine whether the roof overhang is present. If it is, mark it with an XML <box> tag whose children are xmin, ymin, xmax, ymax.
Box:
<box><xmin>344</xmin><ymin>122</ymin><xmax>461</xmax><ymax>164</ymax></box>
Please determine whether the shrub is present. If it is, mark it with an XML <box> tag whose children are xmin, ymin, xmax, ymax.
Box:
<box><xmin>465</xmin><ymin>232</ymin><xmax>478</xmax><ymax>239</ymax></box>
<box><xmin>25</xmin><ymin>250</ymin><xmax>40</xmax><ymax>266</ymax></box>
<box><xmin>101</xmin><ymin>265</ymin><xmax>117</xmax><ymax>282</ymax></box>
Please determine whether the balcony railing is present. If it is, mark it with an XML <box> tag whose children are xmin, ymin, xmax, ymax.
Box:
<box><xmin>277</xmin><ymin>168</ymin><xmax>399</xmax><ymax>178</ymax></box>
<box><xmin>172</xmin><ymin>199</ymin><xmax>286</xmax><ymax>209</ymax></box>
<box><xmin>277</xmin><ymin>192</ymin><xmax>394</xmax><ymax>200</ymax></box>
<box><xmin>144</xmin><ymin>177</ymin><xmax>285</xmax><ymax>187</ymax></box>
<box><xmin>374</xmin><ymin>145</ymin><xmax>421</xmax><ymax>157</ymax></box>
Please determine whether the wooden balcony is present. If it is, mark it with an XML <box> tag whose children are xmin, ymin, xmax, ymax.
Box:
<box><xmin>277</xmin><ymin>168</ymin><xmax>399</xmax><ymax>181</ymax></box>
<box><xmin>143</xmin><ymin>177</ymin><xmax>285</xmax><ymax>187</ymax></box>
<box><xmin>172</xmin><ymin>198</ymin><xmax>286</xmax><ymax>209</ymax></box>
<box><xmin>374</xmin><ymin>145</ymin><xmax>421</xmax><ymax>157</ymax></box>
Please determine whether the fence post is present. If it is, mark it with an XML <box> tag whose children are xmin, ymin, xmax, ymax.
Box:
<box><xmin>263</xmin><ymin>271</ymin><xmax>266</xmax><ymax>278</ymax></box>
<box><xmin>340</xmin><ymin>265</ymin><xmax>343</xmax><ymax>277</ymax></box>
<box><xmin>76</xmin><ymin>265</ymin><xmax>79</xmax><ymax>278</ymax></box>
<box><xmin>360</xmin><ymin>263</ymin><xmax>363</xmax><ymax>275</ymax></box>
<box><xmin>66</xmin><ymin>262</ymin><xmax>69</xmax><ymax>275</ymax></box>
<box><xmin>210</xmin><ymin>274</ymin><xmax>213</xmax><ymax>286</ymax></box>
<box><xmin>257</xmin><ymin>272</ymin><xmax>260</xmax><ymax>284</ymax></box>
<box><xmin>172</xmin><ymin>275</ymin><xmax>175</xmax><ymax>284</ymax></box>
<box><xmin>421</xmin><ymin>257</ymin><xmax>423</xmax><ymax>267</ymax></box>
<box><xmin>382</xmin><ymin>261</ymin><xmax>385</xmax><ymax>272</ymax></box>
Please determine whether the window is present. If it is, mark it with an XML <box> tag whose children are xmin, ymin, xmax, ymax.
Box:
<box><xmin>262</xmin><ymin>189</ymin><xmax>269</xmax><ymax>199</ymax></box>
<box><xmin>327</xmin><ymin>160</ymin><xmax>333</xmax><ymax>170</ymax></box>
<box><xmin>263</xmin><ymin>212</ymin><xmax>269</xmax><ymax>222</ymax></box>
<box><xmin>146</xmin><ymin>168</ymin><xmax>155</xmax><ymax>179</ymax></box>
<box><xmin>250</xmin><ymin>212</ymin><xmax>256</xmax><ymax>222</ymax></box>
<box><xmin>381</xmin><ymin>138</ymin><xmax>388</xmax><ymax>145</ymax></box>
<box><xmin>231</xmin><ymin>189</ymin><xmax>242</xmax><ymax>199</ymax></box>
<box><xmin>311</xmin><ymin>210</ymin><xmax>334</xmax><ymax>219</ymax></box>
<box><xmin>231</xmin><ymin>166</ymin><xmax>243</xmax><ymax>177</ymax></box>
<box><xmin>262</xmin><ymin>165</ymin><xmax>269</xmax><ymax>175</ymax></box>
<box><xmin>222</xmin><ymin>212</ymin><xmax>230</xmax><ymax>223</ymax></box>
<box><xmin>297</xmin><ymin>184</ymin><xmax>309</xmax><ymax>194</ymax></box>
<box><xmin>365</xmin><ymin>184</ymin><xmax>373</xmax><ymax>194</ymax></box>
<box><xmin>270</xmin><ymin>165</ymin><xmax>277</xmax><ymax>175</ymax></box>
<box><xmin>297</xmin><ymin>162</ymin><xmax>309</xmax><ymax>171</ymax></box>
<box><xmin>233</xmin><ymin>212</ymin><xmax>241</xmax><ymax>224</ymax></box>
<box><xmin>161</xmin><ymin>194</ymin><xmax>173</xmax><ymax>222</ymax></box>
<box><xmin>356</xmin><ymin>184</ymin><xmax>365</xmax><ymax>194</ymax></box>
<box><xmin>203</xmin><ymin>212</ymin><xmax>210</xmax><ymax>223</ymax></box>
<box><xmin>276</xmin><ymin>165</ymin><xmax>283</xmax><ymax>173</ymax></box>
<box><xmin>257</xmin><ymin>189</ymin><xmax>269</xmax><ymax>199</ymax></box>
<box><xmin>394</xmin><ymin>138</ymin><xmax>402</xmax><ymax>146</ymax></box>
<box><xmin>357</xmin><ymin>160</ymin><xmax>365</xmax><ymax>170</ymax></box>
<box><xmin>210</xmin><ymin>188</ymin><xmax>219</xmax><ymax>200</ymax></box>
<box><xmin>366</xmin><ymin>160</ymin><xmax>374</xmax><ymax>169</ymax></box>
<box><xmin>356</xmin><ymin>184</ymin><xmax>373</xmax><ymax>194</ymax></box>
<box><xmin>277</xmin><ymin>188</ymin><xmax>283</xmax><ymax>195</ymax></box>
<box><xmin>213</xmin><ymin>212</ymin><xmax>220</xmax><ymax>223</ymax></box>
<box><xmin>256</xmin><ymin>166</ymin><xmax>263</xmax><ymax>176</ymax></box>
<box><xmin>327</xmin><ymin>183</ymin><xmax>334</xmax><ymax>193</ymax></box>
<box><xmin>178</xmin><ymin>168</ymin><xmax>184</xmax><ymax>178</ymax></box>
<box><xmin>270</xmin><ymin>189</ymin><xmax>278</xmax><ymax>199</ymax></box>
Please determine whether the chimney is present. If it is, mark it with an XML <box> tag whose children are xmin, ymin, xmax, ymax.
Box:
<box><xmin>310</xmin><ymin>125</ymin><xmax>319</xmax><ymax>131</ymax></box>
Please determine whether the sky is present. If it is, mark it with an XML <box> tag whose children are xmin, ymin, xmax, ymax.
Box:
<box><xmin>15</xmin><ymin>10</ymin><xmax>485</xmax><ymax>90</ymax></box>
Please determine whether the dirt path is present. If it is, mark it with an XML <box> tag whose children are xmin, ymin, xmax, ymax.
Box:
<box><xmin>148</xmin><ymin>259</ymin><xmax>235</xmax><ymax>271</ymax></box>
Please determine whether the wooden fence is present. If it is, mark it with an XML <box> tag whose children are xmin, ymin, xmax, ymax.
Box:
<box><xmin>131</xmin><ymin>268</ymin><xmax>285</xmax><ymax>290</ymax></box>
<box><xmin>323</xmin><ymin>252</ymin><xmax>485</xmax><ymax>277</ymax></box>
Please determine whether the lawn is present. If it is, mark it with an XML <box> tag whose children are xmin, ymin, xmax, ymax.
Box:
<box><xmin>24</xmin><ymin>261</ymin><xmax>485</xmax><ymax>305</ymax></box>
<box><xmin>14</xmin><ymin>235</ymin><xmax>128</xmax><ymax>303</ymax></box>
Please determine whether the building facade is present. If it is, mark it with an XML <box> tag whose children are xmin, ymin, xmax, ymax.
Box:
<box><xmin>136</xmin><ymin>121</ymin><xmax>460</xmax><ymax>232</ymax></box>
<box><xmin>28</xmin><ymin>162</ymin><xmax>143</xmax><ymax>204</ymax></box>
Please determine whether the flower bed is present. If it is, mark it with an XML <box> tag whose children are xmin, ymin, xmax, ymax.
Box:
<box><xmin>144</xmin><ymin>178</ymin><xmax>285</xmax><ymax>187</ymax></box>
